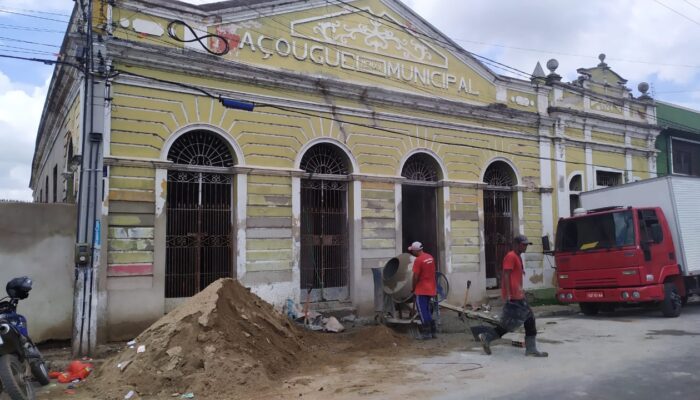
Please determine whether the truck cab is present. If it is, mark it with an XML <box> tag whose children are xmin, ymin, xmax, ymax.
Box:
<box><xmin>555</xmin><ymin>206</ymin><xmax>686</xmax><ymax>317</ymax></box>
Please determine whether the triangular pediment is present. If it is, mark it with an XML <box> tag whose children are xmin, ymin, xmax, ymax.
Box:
<box><xmin>114</xmin><ymin>0</ymin><xmax>506</xmax><ymax>105</ymax></box>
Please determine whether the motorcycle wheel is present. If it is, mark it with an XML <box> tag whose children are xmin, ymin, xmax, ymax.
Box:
<box><xmin>29</xmin><ymin>360</ymin><xmax>49</xmax><ymax>386</ymax></box>
<box><xmin>0</xmin><ymin>354</ymin><xmax>34</xmax><ymax>400</ymax></box>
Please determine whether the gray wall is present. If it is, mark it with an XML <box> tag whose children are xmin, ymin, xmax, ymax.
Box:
<box><xmin>0</xmin><ymin>202</ymin><xmax>76</xmax><ymax>342</ymax></box>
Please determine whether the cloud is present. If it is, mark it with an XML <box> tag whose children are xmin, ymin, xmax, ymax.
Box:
<box><xmin>405</xmin><ymin>0</ymin><xmax>700</xmax><ymax>95</ymax></box>
<box><xmin>0</xmin><ymin>71</ymin><xmax>48</xmax><ymax>201</ymax></box>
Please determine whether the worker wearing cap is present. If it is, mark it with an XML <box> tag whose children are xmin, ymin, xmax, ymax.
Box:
<box><xmin>478</xmin><ymin>235</ymin><xmax>548</xmax><ymax>357</ymax></box>
<box><xmin>409</xmin><ymin>241</ymin><xmax>437</xmax><ymax>340</ymax></box>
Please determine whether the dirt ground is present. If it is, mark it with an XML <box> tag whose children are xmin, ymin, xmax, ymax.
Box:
<box><xmin>38</xmin><ymin>329</ymin><xmax>469</xmax><ymax>400</ymax></box>
<box><xmin>36</xmin><ymin>279</ymin><xmax>462</xmax><ymax>400</ymax></box>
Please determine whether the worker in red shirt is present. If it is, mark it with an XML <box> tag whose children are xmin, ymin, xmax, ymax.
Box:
<box><xmin>478</xmin><ymin>235</ymin><xmax>548</xmax><ymax>357</ymax></box>
<box><xmin>409</xmin><ymin>241</ymin><xmax>437</xmax><ymax>340</ymax></box>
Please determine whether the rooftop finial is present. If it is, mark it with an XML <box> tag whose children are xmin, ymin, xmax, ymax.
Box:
<box><xmin>545</xmin><ymin>59</ymin><xmax>562</xmax><ymax>85</ymax></box>
<box><xmin>638</xmin><ymin>82</ymin><xmax>652</xmax><ymax>101</ymax></box>
<box><xmin>598</xmin><ymin>53</ymin><xmax>608</xmax><ymax>67</ymax></box>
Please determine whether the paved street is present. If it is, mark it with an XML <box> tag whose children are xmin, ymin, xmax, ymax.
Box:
<box><xmin>438</xmin><ymin>302</ymin><xmax>700</xmax><ymax>400</ymax></box>
<box><xmin>251</xmin><ymin>302</ymin><xmax>700</xmax><ymax>400</ymax></box>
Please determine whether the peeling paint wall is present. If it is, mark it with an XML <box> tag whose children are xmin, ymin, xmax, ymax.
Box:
<box><xmin>360</xmin><ymin>182</ymin><xmax>396</xmax><ymax>270</ymax></box>
<box><xmin>245</xmin><ymin>174</ymin><xmax>294</xmax><ymax>277</ymax></box>
<box><xmin>449</xmin><ymin>187</ymin><xmax>481</xmax><ymax>272</ymax></box>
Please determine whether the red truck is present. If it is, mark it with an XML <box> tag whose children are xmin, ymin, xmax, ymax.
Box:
<box><xmin>553</xmin><ymin>176</ymin><xmax>700</xmax><ymax>317</ymax></box>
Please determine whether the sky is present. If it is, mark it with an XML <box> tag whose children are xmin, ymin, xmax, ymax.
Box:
<box><xmin>0</xmin><ymin>0</ymin><xmax>698</xmax><ymax>201</ymax></box>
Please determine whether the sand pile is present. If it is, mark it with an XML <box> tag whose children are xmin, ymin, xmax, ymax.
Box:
<box><xmin>90</xmin><ymin>279</ymin><xmax>310</xmax><ymax>399</ymax></box>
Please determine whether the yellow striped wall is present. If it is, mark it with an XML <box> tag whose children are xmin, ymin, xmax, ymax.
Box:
<box><xmin>449</xmin><ymin>187</ymin><xmax>480</xmax><ymax>272</ymax></box>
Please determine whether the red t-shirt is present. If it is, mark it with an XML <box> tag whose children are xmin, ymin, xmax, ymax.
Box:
<box><xmin>413</xmin><ymin>252</ymin><xmax>436</xmax><ymax>296</ymax></box>
<box><xmin>501</xmin><ymin>250</ymin><xmax>525</xmax><ymax>300</ymax></box>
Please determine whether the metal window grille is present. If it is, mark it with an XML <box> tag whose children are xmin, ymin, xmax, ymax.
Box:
<box><xmin>402</xmin><ymin>153</ymin><xmax>439</xmax><ymax>182</ymax></box>
<box><xmin>299</xmin><ymin>144</ymin><xmax>349</xmax><ymax>301</ymax></box>
<box><xmin>165</xmin><ymin>132</ymin><xmax>234</xmax><ymax>298</ymax></box>
<box><xmin>596</xmin><ymin>171</ymin><xmax>622</xmax><ymax>187</ymax></box>
<box><xmin>167</xmin><ymin>130</ymin><xmax>234</xmax><ymax>167</ymax></box>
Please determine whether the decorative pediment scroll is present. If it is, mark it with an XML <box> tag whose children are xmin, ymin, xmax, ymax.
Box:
<box><xmin>292</xmin><ymin>7</ymin><xmax>448</xmax><ymax>69</ymax></box>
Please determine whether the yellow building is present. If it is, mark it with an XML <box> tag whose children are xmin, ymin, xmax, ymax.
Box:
<box><xmin>31</xmin><ymin>0</ymin><xmax>659</xmax><ymax>341</ymax></box>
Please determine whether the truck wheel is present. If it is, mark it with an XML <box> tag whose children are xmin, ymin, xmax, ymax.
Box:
<box><xmin>579</xmin><ymin>303</ymin><xmax>599</xmax><ymax>316</ymax></box>
<box><xmin>661</xmin><ymin>282</ymin><xmax>682</xmax><ymax>318</ymax></box>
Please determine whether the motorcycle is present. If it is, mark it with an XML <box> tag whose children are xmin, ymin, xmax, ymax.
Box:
<box><xmin>0</xmin><ymin>277</ymin><xmax>50</xmax><ymax>400</ymax></box>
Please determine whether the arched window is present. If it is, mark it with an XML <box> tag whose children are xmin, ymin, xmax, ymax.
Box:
<box><xmin>569</xmin><ymin>174</ymin><xmax>583</xmax><ymax>215</ymax></box>
<box><xmin>402</xmin><ymin>153</ymin><xmax>440</xmax><ymax>182</ymax></box>
<box><xmin>168</xmin><ymin>130</ymin><xmax>235</xmax><ymax>167</ymax></box>
<box><xmin>484</xmin><ymin>161</ymin><xmax>516</xmax><ymax>187</ymax></box>
<box><xmin>569</xmin><ymin>175</ymin><xmax>582</xmax><ymax>192</ymax></box>
<box><xmin>165</xmin><ymin>130</ymin><xmax>235</xmax><ymax>299</ymax></box>
<box><xmin>299</xmin><ymin>143</ymin><xmax>350</xmax><ymax>302</ymax></box>
<box><xmin>300</xmin><ymin>143</ymin><xmax>349</xmax><ymax>175</ymax></box>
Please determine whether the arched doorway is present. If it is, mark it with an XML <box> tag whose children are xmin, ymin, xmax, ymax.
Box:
<box><xmin>165</xmin><ymin>130</ymin><xmax>235</xmax><ymax>298</ymax></box>
<box><xmin>300</xmin><ymin>143</ymin><xmax>351</xmax><ymax>302</ymax></box>
<box><xmin>401</xmin><ymin>153</ymin><xmax>441</xmax><ymax>267</ymax></box>
<box><xmin>569</xmin><ymin>174</ymin><xmax>582</xmax><ymax>215</ymax></box>
<box><xmin>483</xmin><ymin>161</ymin><xmax>517</xmax><ymax>289</ymax></box>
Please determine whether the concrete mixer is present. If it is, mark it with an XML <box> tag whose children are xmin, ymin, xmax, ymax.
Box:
<box><xmin>372</xmin><ymin>253</ymin><xmax>503</xmax><ymax>338</ymax></box>
<box><xmin>373</xmin><ymin>252</ymin><xmax>449</xmax><ymax>324</ymax></box>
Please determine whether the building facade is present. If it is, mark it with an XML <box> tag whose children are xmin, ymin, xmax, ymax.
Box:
<box><xmin>655</xmin><ymin>101</ymin><xmax>700</xmax><ymax>177</ymax></box>
<box><xmin>31</xmin><ymin>0</ymin><xmax>659</xmax><ymax>341</ymax></box>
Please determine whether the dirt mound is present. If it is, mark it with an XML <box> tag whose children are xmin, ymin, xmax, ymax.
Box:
<box><xmin>89</xmin><ymin>279</ymin><xmax>310</xmax><ymax>399</ymax></box>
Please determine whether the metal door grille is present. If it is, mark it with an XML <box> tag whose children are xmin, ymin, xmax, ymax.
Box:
<box><xmin>300</xmin><ymin>179</ymin><xmax>348</xmax><ymax>301</ymax></box>
<box><xmin>483</xmin><ymin>161</ymin><xmax>516</xmax><ymax>289</ymax></box>
<box><xmin>166</xmin><ymin>171</ymin><xmax>233</xmax><ymax>298</ymax></box>
<box><xmin>484</xmin><ymin>190</ymin><xmax>513</xmax><ymax>288</ymax></box>
<box><xmin>401</xmin><ymin>153</ymin><xmax>440</xmax><ymax>267</ymax></box>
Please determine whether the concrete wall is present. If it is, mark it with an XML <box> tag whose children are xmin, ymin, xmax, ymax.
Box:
<box><xmin>0</xmin><ymin>202</ymin><xmax>76</xmax><ymax>343</ymax></box>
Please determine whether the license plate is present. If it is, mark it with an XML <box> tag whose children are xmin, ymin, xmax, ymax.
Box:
<box><xmin>586</xmin><ymin>292</ymin><xmax>604</xmax><ymax>299</ymax></box>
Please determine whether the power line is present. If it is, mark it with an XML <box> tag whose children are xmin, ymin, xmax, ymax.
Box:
<box><xmin>451</xmin><ymin>37</ymin><xmax>700</xmax><ymax>70</ymax></box>
<box><xmin>653</xmin><ymin>0</ymin><xmax>700</xmax><ymax>27</ymax></box>
<box><xmin>110</xmin><ymin>4</ymin><xmax>700</xmax><ymax>136</ymax></box>
<box><xmin>0</xmin><ymin>52</ymin><xmax>82</xmax><ymax>69</ymax></box>
<box><xmin>0</xmin><ymin>35</ymin><xmax>61</xmax><ymax>48</ymax></box>
<box><xmin>29</xmin><ymin>3</ymin><xmax>700</xmax><ymax>143</ymax></box>
<box><xmin>0</xmin><ymin>8</ymin><xmax>69</xmax><ymax>23</ymax></box>
<box><xmin>0</xmin><ymin>44</ymin><xmax>57</xmax><ymax>55</ymax></box>
<box><xmin>328</xmin><ymin>0</ymin><xmax>533</xmax><ymax>79</ymax></box>
<box><xmin>0</xmin><ymin>23</ymin><xmax>66</xmax><ymax>33</ymax></box>
<box><xmin>683</xmin><ymin>0</ymin><xmax>700</xmax><ymax>12</ymax></box>
<box><xmin>322</xmin><ymin>0</ymin><xmax>700</xmax><ymax>134</ymax></box>
<box><xmin>114</xmin><ymin>68</ymin><xmax>657</xmax><ymax>175</ymax></box>
<box><xmin>0</xmin><ymin>3</ymin><xmax>71</xmax><ymax>17</ymax></box>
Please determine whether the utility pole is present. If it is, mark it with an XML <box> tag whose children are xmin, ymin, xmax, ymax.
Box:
<box><xmin>73</xmin><ymin>0</ymin><xmax>106</xmax><ymax>357</ymax></box>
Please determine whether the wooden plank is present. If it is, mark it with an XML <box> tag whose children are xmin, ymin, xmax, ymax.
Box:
<box><xmin>439</xmin><ymin>302</ymin><xmax>501</xmax><ymax>326</ymax></box>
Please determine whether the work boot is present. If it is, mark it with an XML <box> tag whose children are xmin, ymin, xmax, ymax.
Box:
<box><xmin>416</xmin><ymin>324</ymin><xmax>432</xmax><ymax>340</ymax></box>
<box><xmin>524</xmin><ymin>336</ymin><xmax>549</xmax><ymax>357</ymax></box>
<box><xmin>430</xmin><ymin>321</ymin><xmax>438</xmax><ymax>339</ymax></box>
<box><xmin>478</xmin><ymin>332</ymin><xmax>494</xmax><ymax>355</ymax></box>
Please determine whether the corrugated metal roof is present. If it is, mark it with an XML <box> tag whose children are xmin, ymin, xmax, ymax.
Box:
<box><xmin>657</xmin><ymin>102</ymin><xmax>700</xmax><ymax>134</ymax></box>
